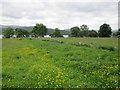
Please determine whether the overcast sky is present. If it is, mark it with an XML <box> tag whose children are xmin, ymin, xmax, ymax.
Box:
<box><xmin>0</xmin><ymin>0</ymin><xmax>119</xmax><ymax>30</ymax></box>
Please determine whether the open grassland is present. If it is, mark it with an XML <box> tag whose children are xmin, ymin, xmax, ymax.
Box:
<box><xmin>2</xmin><ymin>38</ymin><xmax>119</xmax><ymax>88</ymax></box>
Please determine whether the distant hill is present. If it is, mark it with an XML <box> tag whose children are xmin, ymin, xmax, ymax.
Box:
<box><xmin>0</xmin><ymin>25</ymin><xmax>33</xmax><ymax>31</ymax></box>
<box><xmin>0</xmin><ymin>25</ymin><xmax>70</xmax><ymax>35</ymax></box>
<box><xmin>0</xmin><ymin>25</ymin><xmax>118</xmax><ymax>35</ymax></box>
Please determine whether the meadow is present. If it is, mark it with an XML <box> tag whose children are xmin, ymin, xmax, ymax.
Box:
<box><xmin>0</xmin><ymin>39</ymin><xmax>2</xmax><ymax>89</ymax></box>
<box><xmin>2</xmin><ymin>37</ymin><xmax>119</xmax><ymax>88</ymax></box>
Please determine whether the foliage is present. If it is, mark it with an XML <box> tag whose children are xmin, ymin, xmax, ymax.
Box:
<box><xmin>32</xmin><ymin>24</ymin><xmax>47</xmax><ymax>37</ymax></box>
<box><xmin>112</xmin><ymin>29</ymin><xmax>120</xmax><ymax>37</ymax></box>
<box><xmin>80</xmin><ymin>24</ymin><xmax>89</xmax><ymax>31</ymax></box>
<box><xmin>88</xmin><ymin>30</ymin><xmax>98</xmax><ymax>37</ymax></box>
<box><xmin>22</xmin><ymin>29</ymin><xmax>30</xmax><ymax>37</ymax></box>
<box><xmin>80</xmin><ymin>24</ymin><xmax>89</xmax><ymax>37</ymax></box>
<box><xmin>112</xmin><ymin>32</ymin><xmax>120</xmax><ymax>37</ymax></box>
<box><xmin>50</xmin><ymin>28</ymin><xmax>63</xmax><ymax>37</ymax></box>
<box><xmin>79</xmin><ymin>31</ymin><xmax>84</xmax><ymax>37</ymax></box>
<box><xmin>70</xmin><ymin>26</ymin><xmax>80</xmax><ymax>37</ymax></box>
<box><xmin>118</xmin><ymin>28</ymin><xmax>120</xmax><ymax>32</ymax></box>
<box><xmin>2</xmin><ymin>27</ymin><xmax>14</xmax><ymax>38</ymax></box>
<box><xmin>15</xmin><ymin>28</ymin><xmax>30</xmax><ymax>38</ymax></box>
<box><xmin>98</xmin><ymin>23</ymin><xmax>112</xmax><ymax>37</ymax></box>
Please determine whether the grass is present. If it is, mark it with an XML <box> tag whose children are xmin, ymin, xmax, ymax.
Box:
<box><xmin>0</xmin><ymin>39</ymin><xmax>2</xmax><ymax>89</ymax></box>
<box><xmin>2</xmin><ymin>37</ymin><xmax>119</xmax><ymax>88</ymax></box>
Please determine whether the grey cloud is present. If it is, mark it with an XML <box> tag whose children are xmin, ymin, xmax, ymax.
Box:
<box><xmin>1</xmin><ymin>1</ymin><xmax>118</xmax><ymax>30</ymax></box>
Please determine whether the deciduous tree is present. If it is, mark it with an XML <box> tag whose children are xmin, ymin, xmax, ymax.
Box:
<box><xmin>70</xmin><ymin>26</ymin><xmax>80</xmax><ymax>37</ymax></box>
<box><xmin>88</xmin><ymin>30</ymin><xmax>98</xmax><ymax>37</ymax></box>
<box><xmin>80</xmin><ymin>24</ymin><xmax>89</xmax><ymax>37</ymax></box>
<box><xmin>3</xmin><ymin>27</ymin><xmax>14</xmax><ymax>38</ymax></box>
<box><xmin>50</xmin><ymin>28</ymin><xmax>63</xmax><ymax>37</ymax></box>
<box><xmin>32</xmin><ymin>24</ymin><xmax>47</xmax><ymax>37</ymax></box>
<box><xmin>15</xmin><ymin>28</ymin><xmax>30</xmax><ymax>37</ymax></box>
<box><xmin>98</xmin><ymin>23</ymin><xmax>112</xmax><ymax>37</ymax></box>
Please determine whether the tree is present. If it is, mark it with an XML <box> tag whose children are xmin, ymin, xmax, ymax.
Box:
<box><xmin>118</xmin><ymin>28</ymin><xmax>120</xmax><ymax>32</ymax></box>
<box><xmin>80</xmin><ymin>24</ymin><xmax>89</xmax><ymax>31</ymax></box>
<box><xmin>112</xmin><ymin>32</ymin><xmax>120</xmax><ymax>37</ymax></box>
<box><xmin>79</xmin><ymin>31</ymin><xmax>84</xmax><ymax>37</ymax></box>
<box><xmin>3</xmin><ymin>27</ymin><xmax>14</xmax><ymax>38</ymax></box>
<box><xmin>98</xmin><ymin>23</ymin><xmax>112</xmax><ymax>37</ymax></box>
<box><xmin>80</xmin><ymin>24</ymin><xmax>89</xmax><ymax>37</ymax></box>
<box><xmin>112</xmin><ymin>28</ymin><xmax>120</xmax><ymax>37</ymax></box>
<box><xmin>88</xmin><ymin>30</ymin><xmax>98</xmax><ymax>37</ymax></box>
<box><xmin>50</xmin><ymin>28</ymin><xmax>63</xmax><ymax>37</ymax></box>
<box><xmin>15</xmin><ymin>28</ymin><xmax>23</xmax><ymax>37</ymax></box>
<box><xmin>32</xmin><ymin>24</ymin><xmax>47</xmax><ymax>37</ymax></box>
<box><xmin>70</xmin><ymin>26</ymin><xmax>80</xmax><ymax>37</ymax></box>
<box><xmin>15</xmin><ymin>28</ymin><xmax>30</xmax><ymax>38</ymax></box>
<box><xmin>22</xmin><ymin>29</ymin><xmax>30</xmax><ymax>37</ymax></box>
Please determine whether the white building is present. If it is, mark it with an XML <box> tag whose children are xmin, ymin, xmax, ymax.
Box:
<box><xmin>44</xmin><ymin>35</ymin><xmax>51</xmax><ymax>38</ymax></box>
<box><xmin>63</xmin><ymin>35</ymin><xmax>69</xmax><ymax>38</ymax></box>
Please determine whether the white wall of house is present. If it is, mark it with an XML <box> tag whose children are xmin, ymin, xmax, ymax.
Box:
<box><xmin>0</xmin><ymin>35</ymin><xmax>2</xmax><ymax>39</ymax></box>
<box><xmin>63</xmin><ymin>35</ymin><xmax>68</xmax><ymax>38</ymax></box>
<box><xmin>44</xmin><ymin>35</ymin><xmax>51</xmax><ymax>38</ymax></box>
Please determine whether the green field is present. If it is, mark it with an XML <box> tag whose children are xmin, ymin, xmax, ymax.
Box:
<box><xmin>0</xmin><ymin>39</ymin><xmax>2</xmax><ymax>89</ymax></box>
<box><xmin>2</xmin><ymin>38</ymin><xmax>119</xmax><ymax>88</ymax></box>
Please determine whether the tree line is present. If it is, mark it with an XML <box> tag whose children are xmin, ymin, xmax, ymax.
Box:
<box><xmin>2</xmin><ymin>23</ymin><xmax>120</xmax><ymax>38</ymax></box>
